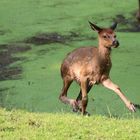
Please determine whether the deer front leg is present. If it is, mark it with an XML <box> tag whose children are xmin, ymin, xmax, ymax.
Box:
<box><xmin>102</xmin><ymin>78</ymin><xmax>136</xmax><ymax>112</ymax></box>
<box><xmin>74</xmin><ymin>81</ymin><xmax>93</xmax><ymax>113</ymax></box>
<box><xmin>80</xmin><ymin>80</ymin><xmax>89</xmax><ymax>115</ymax></box>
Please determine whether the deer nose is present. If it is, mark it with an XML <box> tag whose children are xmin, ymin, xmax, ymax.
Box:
<box><xmin>113</xmin><ymin>40</ymin><xmax>119</xmax><ymax>48</ymax></box>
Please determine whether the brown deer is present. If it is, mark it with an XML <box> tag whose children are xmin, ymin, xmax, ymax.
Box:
<box><xmin>59</xmin><ymin>21</ymin><xmax>136</xmax><ymax>115</ymax></box>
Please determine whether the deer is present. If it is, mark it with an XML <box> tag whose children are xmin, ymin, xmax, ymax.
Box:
<box><xmin>59</xmin><ymin>21</ymin><xmax>136</xmax><ymax>115</ymax></box>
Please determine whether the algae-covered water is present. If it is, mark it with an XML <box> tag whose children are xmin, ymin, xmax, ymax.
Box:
<box><xmin>0</xmin><ymin>0</ymin><xmax>140</xmax><ymax>118</ymax></box>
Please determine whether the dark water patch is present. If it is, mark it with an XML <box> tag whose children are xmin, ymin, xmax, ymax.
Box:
<box><xmin>0</xmin><ymin>44</ymin><xmax>31</xmax><ymax>81</ymax></box>
<box><xmin>113</xmin><ymin>13</ymin><xmax>140</xmax><ymax>32</ymax></box>
<box><xmin>24</xmin><ymin>32</ymin><xmax>96</xmax><ymax>45</ymax></box>
<box><xmin>0</xmin><ymin>43</ymin><xmax>31</xmax><ymax>53</ymax></box>
<box><xmin>0</xmin><ymin>67</ymin><xmax>22</xmax><ymax>81</ymax></box>
<box><xmin>37</xmin><ymin>48</ymin><xmax>50</xmax><ymax>55</ymax></box>
<box><xmin>25</xmin><ymin>32</ymin><xmax>76</xmax><ymax>45</ymax></box>
<box><xmin>37</xmin><ymin>46</ymin><xmax>60</xmax><ymax>55</ymax></box>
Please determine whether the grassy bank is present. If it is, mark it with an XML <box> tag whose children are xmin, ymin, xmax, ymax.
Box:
<box><xmin>0</xmin><ymin>108</ymin><xmax>140</xmax><ymax>140</ymax></box>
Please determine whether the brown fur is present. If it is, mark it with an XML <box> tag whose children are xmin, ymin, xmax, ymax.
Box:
<box><xmin>61</xmin><ymin>46</ymin><xmax>111</xmax><ymax>85</ymax></box>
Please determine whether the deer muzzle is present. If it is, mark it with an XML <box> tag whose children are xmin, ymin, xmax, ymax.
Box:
<box><xmin>112</xmin><ymin>40</ymin><xmax>119</xmax><ymax>48</ymax></box>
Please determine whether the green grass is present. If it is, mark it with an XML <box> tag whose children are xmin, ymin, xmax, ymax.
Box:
<box><xmin>0</xmin><ymin>108</ymin><xmax>140</xmax><ymax>140</ymax></box>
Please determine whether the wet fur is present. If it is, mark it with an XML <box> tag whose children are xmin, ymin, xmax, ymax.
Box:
<box><xmin>61</xmin><ymin>46</ymin><xmax>112</xmax><ymax>85</ymax></box>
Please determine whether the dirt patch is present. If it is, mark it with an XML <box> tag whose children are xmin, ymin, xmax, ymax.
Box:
<box><xmin>0</xmin><ymin>44</ymin><xmax>31</xmax><ymax>81</ymax></box>
<box><xmin>24</xmin><ymin>32</ymin><xmax>95</xmax><ymax>45</ymax></box>
<box><xmin>113</xmin><ymin>13</ymin><xmax>140</xmax><ymax>32</ymax></box>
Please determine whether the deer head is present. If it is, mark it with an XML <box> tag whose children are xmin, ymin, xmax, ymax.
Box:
<box><xmin>89</xmin><ymin>21</ymin><xmax>119</xmax><ymax>49</ymax></box>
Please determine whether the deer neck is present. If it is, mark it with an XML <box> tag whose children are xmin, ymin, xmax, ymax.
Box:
<box><xmin>98</xmin><ymin>41</ymin><xmax>111</xmax><ymax>60</ymax></box>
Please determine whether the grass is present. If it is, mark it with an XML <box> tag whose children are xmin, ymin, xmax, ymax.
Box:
<box><xmin>0</xmin><ymin>108</ymin><xmax>140</xmax><ymax>140</ymax></box>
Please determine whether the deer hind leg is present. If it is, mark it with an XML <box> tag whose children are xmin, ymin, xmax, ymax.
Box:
<box><xmin>59</xmin><ymin>77</ymin><xmax>78</xmax><ymax>109</ymax></box>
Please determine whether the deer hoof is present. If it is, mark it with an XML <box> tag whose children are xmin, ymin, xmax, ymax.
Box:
<box><xmin>70</xmin><ymin>100</ymin><xmax>79</xmax><ymax>112</ymax></box>
<box><xmin>127</xmin><ymin>102</ymin><xmax>136</xmax><ymax>112</ymax></box>
<box><xmin>72</xmin><ymin>101</ymin><xmax>81</xmax><ymax>113</ymax></box>
<box><xmin>83</xmin><ymin>111</ymin><xmax>90</xmax><ymax>116</ymax></box>
<box><xmin>72</xmin><ymin>107</ymin><xmax>79</xmax><ymax>113</ymax></box>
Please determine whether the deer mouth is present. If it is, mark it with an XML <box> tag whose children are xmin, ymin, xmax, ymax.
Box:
<box><xmin>112</xmin><ymin>40</ymin><xmax>119</xmax><ymax>48</ymax></box>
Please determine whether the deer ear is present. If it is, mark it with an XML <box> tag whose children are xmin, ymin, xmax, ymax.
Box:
<box><xmin>88</xmin><ymin>21</ymin><xmax>102</xmax><ymax>32</ymax></box>
<box><xmin>110</xmin><ymin>22</ymin><xmax>117</xmax><ymax>30</ymax></box>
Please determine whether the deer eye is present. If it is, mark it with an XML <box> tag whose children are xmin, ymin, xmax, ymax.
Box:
<box><xmin>114</xmin><ymin>35</ymin><xmax>117</xmax><ymax>38</ymax></box>
<box><xmin>103</xmin><ymin>35</ymin><xmax>107</xmax><ymax>39</ymax></box>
